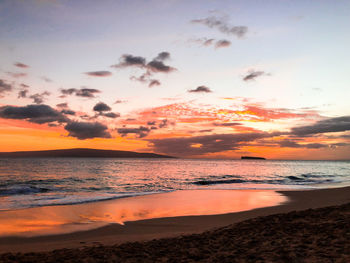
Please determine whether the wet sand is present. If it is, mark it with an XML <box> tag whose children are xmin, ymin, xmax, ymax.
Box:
<box><xmin>0</xmin><ymin>186</ymin><xmax>349</xmax><ymax>261</ymax></box>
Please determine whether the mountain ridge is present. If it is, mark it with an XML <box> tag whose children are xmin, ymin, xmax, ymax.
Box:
<box><xmin>0</xmin><ymin>148</ymin><xmax>174</xmax><ymax>158</ymax></box>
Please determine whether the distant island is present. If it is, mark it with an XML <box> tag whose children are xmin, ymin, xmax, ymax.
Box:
<box><xmin>0</xmin><ymin>148</ymin><xmax>174</xmax><ymax>158</ymax></box>
<box><xmin>241</xmin><ymin>156</ymin><xmax>266</xmax><ymax>160</ymax></box>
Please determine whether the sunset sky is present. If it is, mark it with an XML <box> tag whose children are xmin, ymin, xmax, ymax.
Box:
<box><xmin>0</xmin><ymin>0</ymin><xmax>349</xmax><ymax>159</ymax></box>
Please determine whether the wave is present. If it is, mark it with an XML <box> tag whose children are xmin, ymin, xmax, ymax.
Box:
<box><xmin>0</xmin><ymin>185</ymin><xmax>51</xmax><ymax>196</ymax></box>
<box><xmin>192</xmin><ymin>174</ymin><xmax>334</xmax><ymax>186</ymax></box>
<box><xmin>0</xmin><ymin>191</ymin><xmax>169</xmax><ymax>211</ymax></box>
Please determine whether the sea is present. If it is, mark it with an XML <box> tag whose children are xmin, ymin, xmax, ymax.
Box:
<box><xmin>0</xmin><ymin>158</ymin><xmax>349</xmax><ymax>211</ymax></box>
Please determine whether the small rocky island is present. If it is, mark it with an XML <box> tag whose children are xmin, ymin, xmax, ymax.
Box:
<box><xmin>241</xmin><ymin>156</ymin><xmax>266</xmax><ymax>160</ymax></box>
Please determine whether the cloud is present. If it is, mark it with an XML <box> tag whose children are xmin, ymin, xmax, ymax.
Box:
<box><xmin>111</xmin><ymin>54</ymin><xmax>146</xmax><ymax>68</ymax></box>
<box><xmin>56</xmin><ymin>102</ymin><xmax>68</xmax><ymax>108</ymax></box>
<box><xmin>93</xmin><ymin>102</ymin><xmax>112</xmax><ymax>112</ymax></box>
<box><xmin>85</xmin><ymin>71</ymin><xmax>112</xmax><ymax>77</ymax></box>
<box><xmin>41</xmin><ymin>76</ymin><xmax>52</xmax><ymax>83</ymax></box>
<box><xmin>61</xmin><ymin>109</ymin><xmax>75</xmax><ymax>115</ymax></box>
<box><xmin>158</xmin><ymin>119</ymin><xmax>168</xmax><ymax>128</ymax></box>
<box><xmin>14</xmin><ymin>62</ymin><xmax>29</xmax><ymax>68</ymax></box>
<box><xmin>64</xmin><ymin>121</ymin><xmax>111</xmax><ymax>140</ymax></box>
<box><xmin>242</xmin><ymin>70</ymin><xmax>267</xmax><ymax>81</ymax></box>
<box><xmin>102</xmin><ymin>112</ymin><xmax>120</xmax><ymax>118</ymax></box>
<box><xmin>215</xmin><ymin>39</ymin><xmax>231</xmax><ymax>48</ymax></box>
<box><xmin>0</xmin><ymin>79</ymin><xmax>13</xmax><ymax>96</ymax></box>
<box><xmin>213</xmin><ymin>122</ymin><xmax>241</xmax><ymax>127</ymax></box>
<box><xmin>29</xmin><ymin>91</ymin><xmax>50</xmax><ymax>104</ymax></box>
<box><xmin>190</xmin><ymin>38</ymin><xmax>231</xmax><ymax>49</ymax></box>
<box><xmin>154</xmin><ymin>52</ymin><xmax>170</xmax><ymax>61</ymax></box>
<box><xmin>191</xmin><ymin>16</ymin><xmax>248</xmax><ymax>38</ymax></box>
<box><xmin>18</xmin><ymin>88</ymin><xmax>29</xmax><ymax>98</ymax></box>
<box><xmin>149</xmin><ymin>79</ymin><xmax>161</xmax><ymax>87</ymax></box>
<box><xmin>114</xmin><ymin>99</ymin><xmax>127</xmax><ymax>104</ymax></box>
<box><xmin>188</xmin><ymin>86</ymin><xmax>212</xmax><ymax>93</ymax></box>
<box><xmin>277</xmin><ymin>139</ymin><xmax>328</xmax><ymax>149</ymax></box>
<box><xmin>291</xmin><ymin>116</ymin><xmax>350</xmax><ymax>135</ymax></box>
<box><xmin>146</xmin><ymin>60</ymin><xmax>175</xmax><ymax>73</ymax></box>
<box><xmin>0</xmin><ymin>104</ymin><xmax>68</xmax><ymax>124</ymax></box>
<box><xmin>7</xmin><ymin>72</ymin><xmax>27</xmax><ymax>78</ymax></box>
<box><xmin>112</xmin><ymin>52</ymin><xmax>176</xmax><ymax>87</ymax></box>
<box><xmin>149</xmin><ymin>132</ymin><xmax>270</xmax><ymax>156</ymax></box>
<box><xmin>60</xmin><ymin>88</ymin><xmax>101</xmax><ymax>98</ymax></box>
<box><xmin>117</xmin><ymin>126</ymin><xmax>150</xmax><ymax>138</ymax></box>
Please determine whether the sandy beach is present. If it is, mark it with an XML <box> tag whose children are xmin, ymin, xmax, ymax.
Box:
<box><xmin>0</xmin><ymin>186</ymin><xmax>349</xmax><ymax>262</ymax></box>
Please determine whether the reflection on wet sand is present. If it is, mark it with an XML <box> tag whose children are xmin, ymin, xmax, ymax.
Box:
<box><xmin>0</xmin><ymin>190</ymin><xmax>287</xmax><ymax>237</ymax></box>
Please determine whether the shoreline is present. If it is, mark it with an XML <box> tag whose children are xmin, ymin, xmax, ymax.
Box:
<box><xmin>0</xmin><ymin>186</ymin><xmax>349</xmax><ymax>253</ymax></box>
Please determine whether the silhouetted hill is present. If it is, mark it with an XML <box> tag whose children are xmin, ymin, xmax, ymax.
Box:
<box><xmin>0</xmin><ymin>148</ymin><xmax>174</xmax><ymax>158</ymax></box>
<box><xmin>241</xmin><ymin>156</ymin><xmax>266</xmax><ymax>160</ymax></box>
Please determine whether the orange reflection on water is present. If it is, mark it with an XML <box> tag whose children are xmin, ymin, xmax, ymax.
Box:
<box><xmin>0</xmin><ymin>190</ymin><xmax>287</xmax><ymax>237</ymax></box>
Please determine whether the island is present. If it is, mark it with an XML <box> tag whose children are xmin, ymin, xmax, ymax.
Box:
<box><xmin>241</xmin><ymin>156</ymin><xmax>266</xmax><ymax>160</ymax></box>
<box><xmin>0</xmin><ymin>148</ymin><xmax>174</xmax><ymax>158</ymax></box>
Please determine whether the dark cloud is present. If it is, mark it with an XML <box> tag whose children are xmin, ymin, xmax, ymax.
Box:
<box><xmin>191</xmin><ymin>16</ymin><xmax>248</xmax><ymax>38</ymax></box>
<box><xmin>102</xmin><ymin>112</ymin><xmax>120</xmax><ymax>118</ymax></box>
<box><xmin>291</xmin><ymin>116</ymin><xmax>350</xmax><ymax>135</ymax></box>
<box><xmin>149</xmin><ymin>132</ymin><xmax>269</xmax><ymax>156</ymax></box>
<box><xmin>149</xmin><ymin>79</ymin><xmax>161</xmax><ymax>87</ymax></box>
<box><xmin>61</xmin><ymin>109</ymin><xmax>75</xmax><ymax>115</ymax></box>
<box><xmin>277</xmin><ymin>139</ymin><xmax>328</xmax><ymax>149</ymax></box>
<box><xmin>243</xmin><ymin>70</ymin><xmax>267</xmax><ymax>81</ymax></box>
<box><xmin>0</xmin><ymin>104</ymin><xmax>68</xmax><ymax>124</ymax></box>
<box><xmin>14</xmin><ymin>62</ymin><xmax>29</xmax><ymax>68</ymax></box>
<box><xmin>117</xmin><ymin>126</ymin><xmax>150</xmax><ymax>138</ymax></box>
<box><xmin>215</xmin><ymin>39</ymin><xmax>231</xmax><ymax>48</ymax></box>
<box><xmin>154</xmin><ymin>52</ymin><xmax>170</xmax><ymax>61</ymax></box>
<box><xmin>18</xmin><ymin>89</ymin><xmax>29</xmax><ymax>98</ymax></box>
<box><xmin>60</xmin><ymin>88</ymin><xmax>101</xmax><ymax>98</ymax></box>
<box><xmin>85</xmin><ymin>71</ymin><xmax>112</xmax><ymax>77</ymax></box>
<box><xmin>0</xmin><ymin>79</ymin><xmax>12</xmax><ymax>96</ymax></box>
<box><xmin>113</xmin><ymin>52</ymin><xmax>176</xmax><ymax>87</ymax></box>
<box><xmin>213</xmin><ymin>122</ymin><xmax>241</xmax><ymax>127</ymax></box>
<box><xmin>56</xmin><ymin>102</ymin><xmax>68</xmax><ymax>108</ymax></box>
<box><xmin>188</xmin><ymin>86</ymin><xmax>212</xmax><ymax>93</ymax></box>
<box><xmin>158</xmin><ymin>119</ymin><xmax>168</xmax><ymax>128</ymax></box>
<box><xmin>146</xmin><ymin>60</ymin><xmax>176</xmax><ymax>73</ymax></box>
<box><xmin>29</xmin><ymin>91</ymin><xmax>50</xmax><ymax>104</ymax></box>
<box><xmin>65</xmin><ymin>121</ymin><xmax>111</xmax><ymax>140</ymax></box>
<box><xmin>112</xmin><ymin>54</ymin><xmax>146</xmax><ymax>68</ymax></box>
<box><xmin>93</xmin><ymin>102</ymin><xmax>112</xmax><ymax>112</ymax></box>
<box><xmin>147</xmin><ymin>121</ymin><xmax>156</xmax><ymax>126</ymax></box>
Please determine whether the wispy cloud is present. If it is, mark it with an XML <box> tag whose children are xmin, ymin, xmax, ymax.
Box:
<box><xmin>85</xmin><ymin>71</ymin><xmax>112</xmax><ymax>77</ymax></box>
<box><xmin>242</xmin><ymin>70</ymin><xmax>269</xmax><ymax>81</ymax></box>
<box><xmin>191</xmin><ymin>16</ymin><xmax>248</xmax><ymax>38</ymax></box>
<box><xmin>189</xmin><ymin>38</ymin><xmax>231</xmax><ymax>49</ymax></box>
<box><xmin>14</xmin><ymin>62</ymin><xmax>29</xmax><ymax>68</ymax></box>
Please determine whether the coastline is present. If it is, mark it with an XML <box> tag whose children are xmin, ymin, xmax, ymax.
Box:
<box><xmin>0</xmin><ymin>186</ymin><xmax>349</xmax><ymax>254</ymax></box>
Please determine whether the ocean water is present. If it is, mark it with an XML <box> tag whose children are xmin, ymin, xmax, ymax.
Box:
<box><xmin>0</xmin><ymin>158</ymin><xmax>349</xmax><ymax>211</ymax></box>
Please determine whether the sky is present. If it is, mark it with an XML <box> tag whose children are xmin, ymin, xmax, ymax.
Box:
<box><xmin>0</xmin><ymin>0</ymin><xmax>349</xmax><ymax>160</ymax></box>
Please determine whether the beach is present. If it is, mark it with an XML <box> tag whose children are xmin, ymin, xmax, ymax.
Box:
<box><xmin>0</xmin><ymin>186</ymin><xmax>349</xmax><ymax>262</ymax></box>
